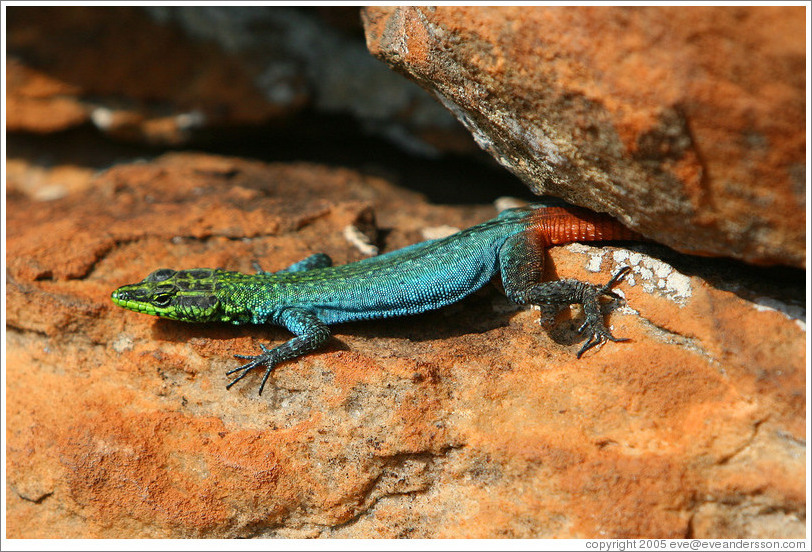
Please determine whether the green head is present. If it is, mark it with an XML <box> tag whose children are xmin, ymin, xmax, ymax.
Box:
<box><xmin>111</xmin><ymin>268</ymin><xmax>222</xmax><ymax>322</ymax></box>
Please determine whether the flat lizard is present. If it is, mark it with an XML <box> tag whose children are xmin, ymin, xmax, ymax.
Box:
<box><xmin>112</xmin><ymin>200</ymin><xmax>640</xmax><ymax>394</ymax></box>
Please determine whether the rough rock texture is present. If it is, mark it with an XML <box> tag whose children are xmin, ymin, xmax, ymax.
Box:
<box><xmin>6</xmin><ymin>153</ymin><xmax>805</xmax><ymax>538</ymax></box>
<box><xmin>6</xmin><ymin>6</ymin><xmax>470</xmax><ymax>154</ymax></box>
<box><xmin>362</xmin><ymin>6</ymin><xmax>806</xmax><ymax>267</ymax></box>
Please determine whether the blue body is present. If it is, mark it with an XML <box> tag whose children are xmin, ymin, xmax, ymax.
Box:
<box><xmin>219</xmin><ymin>207</ymin><xmax>533</xmax><ymax>326</ymax></box>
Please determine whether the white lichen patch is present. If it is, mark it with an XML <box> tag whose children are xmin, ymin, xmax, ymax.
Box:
<box><xmin>665</xmin><ymin>271</ymin><xmax>693</xmax><ymax>300</ymax></box>
<box><xmin>616</xmin><ymin>303</ymin><xmax>640</xmax><ymax>316</ymax></box>
<box><xmin>654</xmin><ymin>260</ymin><xmax>672</xmax><ymax>279</ymax></box>
<box><xmin>565</xmin><ymin>243</ymin><xmax>606</xmax><ymax>274</ymax></box>
<box><xmin>594</xmin><ymin>248</ymin><xmax>694</xmax><ymax>305</ymax></box>
<box><xmin>566</xmin><ymin>245</ymin><xmax>803</xmax><ymax>326</ymax></box>
<box><xmin>585</xmin><ymin>253</ymin><xmax>604</xmax><ymax>274</ymax></box>
<box><xmin>568</xmin><ymin>248</ymin><xmax>693</xmax><ymax>305</ymax></box>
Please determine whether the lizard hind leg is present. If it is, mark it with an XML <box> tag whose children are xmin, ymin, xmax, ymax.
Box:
<box><xmin>526</xmin><ymin>266</ymin><xmax>632</xmax><ymax>358</ymax></box>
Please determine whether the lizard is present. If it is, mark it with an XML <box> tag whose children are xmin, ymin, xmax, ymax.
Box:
<box><xmin>111</xmin><ymin>200</ymin><xmax>641</xmax><ymax>395</ymax></box>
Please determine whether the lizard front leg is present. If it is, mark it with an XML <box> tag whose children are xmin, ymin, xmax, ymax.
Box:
<box><xmin>226</xmin><ymin>308</ymin><xmax>331</xmax><ymax>395</ymax></box>
<box><xmin>498</xmin><ymin>231</ymin><xmax>630</xmax><ymax>356</ymax></box>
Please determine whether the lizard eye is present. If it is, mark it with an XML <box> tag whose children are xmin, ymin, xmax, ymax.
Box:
<box><xmin>153</xmin><ymin>294</ymin><xmax>172</xmax><ymax>307</ymax></box>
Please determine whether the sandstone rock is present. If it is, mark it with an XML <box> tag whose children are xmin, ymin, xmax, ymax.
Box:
<box><xmin>6</xmin><ymin>58</ymin><xmax>88</xmax><ymax>134</ymax></box>
<box><xmin>6</xmin><ymin>6</ymin><xmax>472</xmax><ymax>155</ymax></box>
<box><xmin>362</xmin><ymin>6</ymin><xmax>806</xmax><ymax>267</ymax></box>
<box><xmin>6</xmin><ymin>6</ymin><xmax>290</xmax><ymax>144</ymax></box>
<box><xmin>5</xmin><ymin>153</ymin><xmax>804</xmax><ymax>538</ymax></box>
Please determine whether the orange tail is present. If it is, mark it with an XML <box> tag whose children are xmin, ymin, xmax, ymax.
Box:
<box><xmin>528</xmin><ymin>205</ymin><xmax>643</xmax><ymax>246</ymax></box>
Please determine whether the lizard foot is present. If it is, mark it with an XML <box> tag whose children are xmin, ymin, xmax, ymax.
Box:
<box><xmin>226</xmin><ymin>344</ymin><xmax>280</xmax><ymax>395</ymax></box>
<box><xmin>226</xmin><ymin>310</ymin><xmax>331</xmax><ymax>396</ymax></box>
<box><xmin>575</xmin><ymin>266</ymin><xmax>631</xmax><ymax>358</ymax></box>
<box><xmin>527</xmin><ymin>266</ymin><xmax>632</xmax><ymax>357</ymax></box>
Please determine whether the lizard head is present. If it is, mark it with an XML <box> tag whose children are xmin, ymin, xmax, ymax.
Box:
<box><xmin>111</xmin><ymin>268</ymin><xmax>222</xmax><ymax>322</ymax></box>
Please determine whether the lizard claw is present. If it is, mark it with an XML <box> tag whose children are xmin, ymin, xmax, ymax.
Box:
<box><xmin>574</xmin><ymin>266</ymin><xmax>631</xmax><ymax>358</ymax></box>
<box><xmin>599</xmin><ymin>266</ymin><xmax>631</xmax><ymax>295</ymax></box>
<box><xmin>575</xmin><ymin>323</ymin><xmax>629</xmax><ymax>358</ymax></box>
<box><xmin>226</xmin><ymin>344</ymin><xmax>278</xmax><ymax>395</ymax></box>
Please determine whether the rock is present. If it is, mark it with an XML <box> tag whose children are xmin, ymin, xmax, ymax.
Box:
<box><xmin>362</xmin><ymin>6</ymin><xmax>806</xmax><ymax>268</ymax></box>
<box><xmin>6</xmin><ymin>6</ymin><xmax>290</xmax><ymax>144</ymax></box>
<box><xmin>6</xmin><ymin>6</ymin><xmax>473</xmax><ymax>155</ymax></box>
<box><xmin>6</xmin><ymin>58</ymin><xmax>88</xmax><ymax>134</ymax></box>
<box><xmin>145</xmin><ymin>6</ymin><xmax>472</xmax><ymax>156</ymax></box>
<box><xmin>6</xmin><ymin>153</ymin><xmax>804</xmax><ymax>538</ymax></box>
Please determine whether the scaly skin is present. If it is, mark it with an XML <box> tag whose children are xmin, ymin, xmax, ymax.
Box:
<box><xmin>112</xmin><ymin>201</ymin><xmax>640</xmax><ymax>394</ymax></box>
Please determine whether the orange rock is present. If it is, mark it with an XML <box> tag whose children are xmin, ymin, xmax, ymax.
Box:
<box><xmin>363</xmin><ymin>6</ymin><xmax>806</xmax><ymax>268</ymax></box>
<box><xmin>5</xmin><ymin>7</ymin><xmax>295</xmax><ymax>144</ymax></box>
<box><xmin>6</xmin><ymin>59</ymin><xmax>88</xmax><ymax>133</ymax></box>
<box><xmin>5</xmin><ymin>6</ymin><xmax>471</xmax><ymax>155</ymax></box>
<box><xmin>5</xmin><ymin>153</ymin><xmax>805</xmax><ymax>537</ymax></box>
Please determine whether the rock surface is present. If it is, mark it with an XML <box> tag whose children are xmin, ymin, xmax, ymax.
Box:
<box><xmin>6</xmin><ymin>6</ymin><xmax>471</xmax><ymax>155</ymax></box>
<box><xmin>6</xmin><ymin>7</ymin><xmax>288</xmax><ymax>144</ymax></box>
<box><xmin>363</xmin><ymin>6</ymin><xmax>806</xmax><ymax>268</ymax></box>
<box><xmin>6</xmin><ymin>153</ymin><xmax>805</xmax><ymax>538</ymax></box>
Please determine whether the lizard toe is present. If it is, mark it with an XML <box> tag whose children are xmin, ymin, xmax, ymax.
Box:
<box><xmin>575</xmin><ymin>321</ymin><xmax>628</xmax><ymax>358</ymax></box>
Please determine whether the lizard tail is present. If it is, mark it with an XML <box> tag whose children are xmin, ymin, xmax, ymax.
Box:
<box><xmin>528</xmin><ymin>205</ymin><xmax>644</xmax><ymax>246</ymax></box>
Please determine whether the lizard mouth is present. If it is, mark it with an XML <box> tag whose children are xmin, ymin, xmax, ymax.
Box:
<box><xmin>111</xmin><ymin>289</ymin><xmax>159</xmax><ymax>316</ymax></box>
